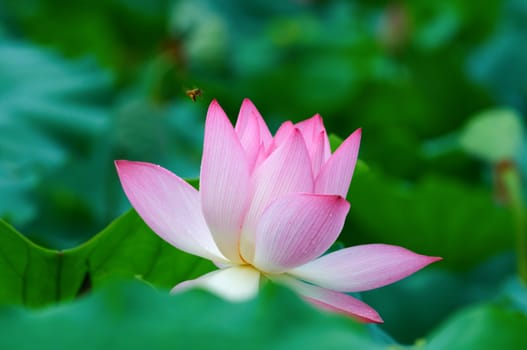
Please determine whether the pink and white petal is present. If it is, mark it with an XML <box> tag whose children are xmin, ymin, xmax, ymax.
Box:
<box><xmin>296</xmin><ymin>115</ymin><xmax>331</xmax><ymax>165</ymax></box>
<box><xmin>247</xmin><ymin>129</ymin><xmax>315</xmax><ymax>219</ymax></box>
<box><xmin>252</xmin><ymin>193</ymin><xmax>350</xmax><ymax>273</ymax></box>
<box><xmin>290</xmin><ymin>244</ymin><xmax>442</xmax><ymax>292</ymax></box>
<box><xmin>315</xmin><ymin>128</ymin><xmax>361</xmax><ymax>197</ymax></box>
<box><xmin>270</xmin><ymin>121</ymin><xmax>295</xmax><ymax>152</ymax></box>
<box><xmin>235</xmin><ymin>99</ymin><xmax>272</xmax><ymax>170</ymax></box>
<box><xmin>235</xmin><ymin>99</ymin><xmax>272</xmax><ymax>146</ymax></box>
<box><xmin>200</xmin><ymin>100</ymin><xmax>251</xmax><ymax>263</ymax></box>
<box><xmin>239</xmin><ymin>130</ymin><xmax>314</xmax><ymax>260</ymax></box>
<box><xmin>234</xmin><ymin>100</ymin><xmax>261</xmax><ymax>168</ymax></box>
<box><xmin>256</xmin><ymin>113</ymin><xmax>273</xmax><ymax>149</ymax></box>
<box><xmin>272</xmin><ymin>275</ymin><xmax>382</xmax><ymax>323</ymax></box>
<box><xmin>115</xmin><ymin>160</ymin><xmax>226</xmax><ymax>262</ymax></box>
<box><xmin>171</xmin><ymin>266</ymin><xmax>261</xmax><ymax>302</ymax></box>
<box><xmin>252</xmin><ymin>143</ymin><xmax>269</xmax><ymax>171</ymax></box>
<box><xmin>309</xmin><ymin>131</ymin><xmax>329</xmax><ymax>178</ymax></box>
<box><xmin>295</xmin><ymin>114</ymin><xmax>326</xmax><ymax>144</ymax></box>
<box><xmin>322</xmin><ymin>129</ymin><xmax>331</xmax><ymax>161</ymax></box>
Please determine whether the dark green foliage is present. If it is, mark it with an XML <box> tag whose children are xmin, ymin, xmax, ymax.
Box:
<box><xmin>0</xmin><ymin>210</ymin><xmax>214</xmax><ymax>307</ymax></box>
<box><xmin>0</xmin><ymin>282</ymin><xmax>384</xmax><ymax>350</ymax></box>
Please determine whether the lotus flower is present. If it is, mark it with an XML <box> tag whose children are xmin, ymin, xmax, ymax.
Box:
<box><xmin>115</xmin><ymin>99</ymin><xmax>440</xmax><ymax>323</ymax></box>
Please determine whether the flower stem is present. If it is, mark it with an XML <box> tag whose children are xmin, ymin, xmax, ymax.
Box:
<box><xmin>501</xmin><ymin>166</ymin><xmax>527</xmax><ymax>285</ymax></box>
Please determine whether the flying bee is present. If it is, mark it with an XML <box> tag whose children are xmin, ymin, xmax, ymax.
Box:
<box><xmin>185</xmin><ymin>88</ymin><xmax>202</xmax><ymax>102</ymax></box>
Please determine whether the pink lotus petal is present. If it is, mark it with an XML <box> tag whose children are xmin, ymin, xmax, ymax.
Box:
<box><xmin>235</xmin><ymin>99</ymin><xmax>273</xmax><ymax>170</ymax></box>
<box><xmin>315</xmin><ymin>128</ymin><xmax>361</xmax><ymax>197</ymax></box>
<box><xmin>309</xmin><ymin>131</ymin><xmax>330</xmax><ymax>177</ymax></box>
<box><xmin>295</xmin><ymin>115</ymin><xmax>331</xmax><ymax>164</ymax></box>
<box><xmin>295</xmin><ymin>114</ymin><xmax>325</xmax><ymax>143</ymax></box>
<box><xmin>171</xmin><ymin>266</ymin><xmax>261</xmax><ymax>301</ymax></box>
<box><xmin>252</xmin><ymin>193</ymin><xmax>350</xmax><ymax>273</ymax></box>
<box><xmin>294</xmin><ymin>115</ymin><xmax>332</xmax><ymax>177</ymax></box>
<box><xmin>239</xmin><ymin>130</ymin><xmax>314</xmax><ymax>260</ymax></box>
<box><xmin>270</xmin><ymin>121</ymin><xmax>295</xmax><ymax>152</ymax></box>
<box><xmin>272</xmin><ymin>275</ymin><xmax>383</xmax><ymax>323</ymax></box>
<box><xmin>322</xmin><ymin>130</ymin><xmax>331</xmax><ymax>161</ymax></box>
<box><xmin>256</xmin><ymin>115</ymin><xmax>273</xmax><ymax>149</ymax></box>
<box><xmin>252</xmin><ymin>143</ymin><xmax>269</xmax><ymax>171</ymax></box>
<box><xmin>115</xmin><ymin>160</ymin><xmax>226</xmax><ymax>262</ymax></box>
<box><xmin>200</xmin><ymin>100</ymin><xmax>251</xmax><ymax>263</ymax></box>
<box><xmin>290</xmin><ymin>244</ymin><xmax>442</xmax><ymax>292</ymax></box>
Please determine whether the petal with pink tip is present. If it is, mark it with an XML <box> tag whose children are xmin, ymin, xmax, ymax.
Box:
<box><xmin>237</xmin><ymin>99</ymin><xmax>272</xmax><ymax>144</ymax></box>
<box><xmin>235</xmin><ymin>99</ymin><xmax>273</xmax><ymax>170</ymax></box>
<box><xmin>322</xmin><ymin>130</ymin><xmax>331</xmax><ymax>161</ymax></box>
<box><xmin>171</xmin><ymin>266</ymin><xmax>260</xmax><ymax>301</ymax></box>
<box><xmin>315</xmin><ymin>128</ymin><xmax>361</xmax><ymax>197</ymax></box>
<box><xmin>115</xmin><ymin>160</ymin><xmax>226</xmax><ymax>262</ymax></box>
<box><xmin>296</xmin><ymin>114</ymin><xmax>326</xmax><ymax>143</ymax></box>
<box><xmin>239</xmin><ymin>130</ymin><xmax>314</xmax><ymax>260</ymax></box>
<box><xmin>295</xmin><ymin>115</ymin><xmax>331</xmax><ymax>165</ymax></box>
<box><xmin>308</xmin><ymin>131</ymin><xmax>330</xmax><ymax>177</ymax></box>
<box><xmin>256</xmin><ymin>115</ymin><xmax>273</xmax><ymax>149</ymax></box>
<box><xmin>270</xmin><ymin>121</ymin><xmax>295</xmax><ymax>152</ymax></box>
<box><xmin>290</xmin><ymin>244</ymin><xmax>442</xmax><ymax>292</ymax></box>
<box><xmin>200</xmin><ymin>100</ymin><xmax>251</xmax><ymax>263</ymax></box>
<box><xmin>252</xmin><ymin>193</ymin><xmax>350</xmax><ymax>273</ymax></box>
<box><xmin>272</xmin><ymin>275</ymin><xmax>383</xmax><ymax>323</ymax></box>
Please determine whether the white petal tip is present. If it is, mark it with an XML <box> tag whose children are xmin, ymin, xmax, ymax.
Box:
<box><xmin>171</xmin><ymin>267</ymin><xmax>261</xmax><ymax>302</ymax></box>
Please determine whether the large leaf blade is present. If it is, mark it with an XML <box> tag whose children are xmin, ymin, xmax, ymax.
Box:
<box><xmin>0</xmin><ymin>209</ymin><xmax>215</xmax><ymax>307</ymax></box>
<box><xmin>0</xmin><ymin>281</ymin><xmax>385</xmax><ymax>350</ymax></box>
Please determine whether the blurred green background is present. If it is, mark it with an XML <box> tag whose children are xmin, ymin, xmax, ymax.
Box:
<box><xmin>1</xmin><ymin>0</ymin><xmax>526</xmax><ymax>348</ymax></box>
